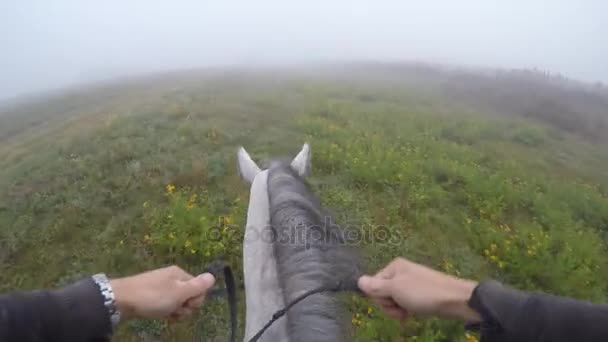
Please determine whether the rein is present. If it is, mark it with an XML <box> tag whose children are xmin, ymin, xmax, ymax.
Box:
<box><xmin>248</xmin><ymin>277</ymin><xmax>362</xmax><ymax>342</ymax></box>
<box><xmin>204</xmin><ymin>261</ymin><xmax>237</xmax><ymax>342</ymax></box>
<box><xmin>204</xmin><ymin>262</ymin><xmax>362</xmax><ymax>342</ymax></box>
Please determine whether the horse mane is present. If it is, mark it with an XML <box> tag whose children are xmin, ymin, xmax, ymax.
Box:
<box><xmin>267</xmin><ymin>161</ymin><xmax>358</xmax><ymax>342</ymax></box>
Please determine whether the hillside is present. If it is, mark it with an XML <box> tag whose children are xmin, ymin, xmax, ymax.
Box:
<box><xmin>1</xmin><ymin>65</ymin><xmax>608</xmax><ymax>341</ymax></box>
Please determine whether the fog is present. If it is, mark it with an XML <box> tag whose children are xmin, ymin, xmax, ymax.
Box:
<box><xmin>1</xmin><ymin>0</ymin><xmax>606</xmax><ymax>100</ymax></box>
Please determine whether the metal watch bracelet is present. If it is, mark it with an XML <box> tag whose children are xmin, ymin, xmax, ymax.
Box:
<box><xmin>92</xmin><ymin>273</ymin><xmax>121</xmax><ymax>329</ymax></box>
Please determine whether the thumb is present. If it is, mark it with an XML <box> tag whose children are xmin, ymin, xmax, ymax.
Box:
<box><xmin>358</xmin><ymin>275</ymin><xmax>393</xmax><ymax>298</ymax></box>
<box><xmin>179</xmin><ymin>273</ymin><xmax>216</xmax><ymax>300</ymax></box>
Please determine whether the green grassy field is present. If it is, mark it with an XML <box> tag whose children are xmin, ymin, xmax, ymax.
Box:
<box><xmin>1</xmin><ymin>67</ymin><xmax>608</xmax><ymax>341</ymax></box>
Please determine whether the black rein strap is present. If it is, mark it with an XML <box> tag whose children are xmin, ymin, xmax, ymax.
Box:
<box><xmin>204</xmin><ymin>261</ymin><xmax>238</xmax><ymax>342</ymax></box>
<box><xmin>248</xmin><ymin>270</ymin><xmax>363</xmax><ymax>342</ymax></box>
<box><xmin>204</xmin><ymin>262</ymin><xmax>362</xmax><ymax>342</ymax></box>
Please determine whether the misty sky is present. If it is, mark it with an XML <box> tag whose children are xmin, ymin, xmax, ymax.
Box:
<box><xmin>1</xmin><ymin>0</ymin><xmax>606</xmax><ymax>100</ymax></box>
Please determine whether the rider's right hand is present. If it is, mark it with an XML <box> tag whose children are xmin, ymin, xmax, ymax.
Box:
<box><xmin>357</xmin><ymin>257</ymin><xmax>482</xmax><ymax>323</ymax></box>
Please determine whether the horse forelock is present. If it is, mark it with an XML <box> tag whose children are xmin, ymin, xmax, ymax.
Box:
<box><xmin>267</xmin><ymin>161</ymin><xmax>357</xmax><ymax>342</ymax></box>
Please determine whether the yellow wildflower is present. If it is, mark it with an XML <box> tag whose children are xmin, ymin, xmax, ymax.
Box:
<box><xmin>166</xmin><ymin>183</ymin><xmax>176</xmax><ymax>194</ymax></box>
<box><xmin>351</xmin><ymin>314</ymin><xmax>363</xmax><ymax>326</ymax></box>
<box><xmin>168</xmin><ymin>232</ymin><xmax>176</xmax><ymax>240</ymax></box>
<box><xmin>190</xmin><ymin>248</ymin><xmax>197</xmax><ymax>254</ymax></box>
<box><xmin>187</xmin><ymin>194</ymin><xmax>197</xmax><ymax>210</ymax></box>
<box><xmin>442</xmin><ymin>259</ymin><xmax>455</xmax><ymax>272</ymax></box>
<box><xmin>184</xmin><ymin>240</ymin><xmax>192</xmax><ymax>248</ymax></box>
<box><xmin>465</xmin><ymin>332</ymin><xmax>479</xmax><ymax>342</ymax></box>
<box><xmin>367</xmin><ymin>307</ymin><xmax>373</xmax><ymax>315</ymax></box>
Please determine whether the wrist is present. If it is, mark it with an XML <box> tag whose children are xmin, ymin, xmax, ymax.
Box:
<box><xmin>437</xmin><ymin>277</ymin><xmax>481</xmax><ymax>323</ymax></box>
<box><xmin>92</xmin><ymin>273</ymin><xmax>123</xmax><ymax>329</ymax></box>
<box><xmin>109</xmin><ymin>278</ymin><xmax>135</xmax><ymax>320</ymax></box>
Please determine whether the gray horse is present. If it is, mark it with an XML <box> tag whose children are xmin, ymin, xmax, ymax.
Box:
<box><xmin>237</xmin><ymin>144</ymin><xmax>357</xmax><ymax>342</ymax></box>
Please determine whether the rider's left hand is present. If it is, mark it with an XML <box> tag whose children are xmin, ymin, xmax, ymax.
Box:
<box><xmin>110</xmin><ymin>265</ymin><xmax>216</xmax><ymax>321</ymax></box>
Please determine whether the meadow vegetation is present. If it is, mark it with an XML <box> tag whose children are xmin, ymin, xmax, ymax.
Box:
<box><xmin>1</xmin><ymin>66</ymin><xmax>608</xmax><ymax>341</ymax></box>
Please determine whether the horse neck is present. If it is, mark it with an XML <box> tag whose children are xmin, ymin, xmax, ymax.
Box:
<box><xmin>243</xmin><ymin>170</ymin><xmax>289</xmax><ymax>342</ymax></box>
<box><xmin>268</xmin><ymin>165</ymin><xmax>345</xmax><ymax>342</ymax></box>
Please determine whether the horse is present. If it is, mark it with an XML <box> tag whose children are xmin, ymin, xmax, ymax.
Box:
<box><xmin>237</xmin><ymin>143</ymin><xmax>359</xmax><ymax>342</ymax></box>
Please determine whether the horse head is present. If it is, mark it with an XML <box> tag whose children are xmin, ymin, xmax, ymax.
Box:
<box><xmin>237</xmin><ymin>144</ymin><xmax>356</xmax><ymax>342</ymax></box>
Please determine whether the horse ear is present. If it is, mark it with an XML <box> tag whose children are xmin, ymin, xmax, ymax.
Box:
<box><xmin>237</xmin><ymin>147</ymin><xmax>261</xmax><ymax>184</ymax></box>
<box><xmin>290</xmin><ymin>143</ymin><xmax>311</xmax><ymax>177</ymax></box>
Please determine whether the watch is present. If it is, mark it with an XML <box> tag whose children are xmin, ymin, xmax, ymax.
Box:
<box><xmin>92</xmin><ymin>273</ymin><xmax>121</xmax><ymax>329</ymax></box>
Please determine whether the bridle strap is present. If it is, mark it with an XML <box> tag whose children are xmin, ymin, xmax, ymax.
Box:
<box><xmin>204</xmin><ymin>261</ymin><xmax>238</xmax><ymax>342</ymax></box>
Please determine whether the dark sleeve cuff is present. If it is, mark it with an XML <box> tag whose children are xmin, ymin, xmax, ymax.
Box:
<box><xmin>466</xmin><ymin>280</ymin><xmax>608</xmax><ymax>342</ymax></box>
<box><xmin>52</xmin><ymin>277</ymin><xmax>113</xmax><ymax>341</ymax></box>
<box><xmin>465</xmin><ymin>280</ymin><xmax>531</xmax><ymax>340</ymax></box>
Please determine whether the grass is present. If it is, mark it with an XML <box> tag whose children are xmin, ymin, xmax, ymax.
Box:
<box><xmin>1</xmin><ymin>69</ymin><xmax>608</xmax><ymax>341</ymax></box>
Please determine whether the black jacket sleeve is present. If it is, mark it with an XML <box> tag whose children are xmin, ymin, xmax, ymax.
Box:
<box><xmin>0</xmin><ymin>277</ymin><xmax>112</xmax><ymax>342</ymax></box>
<box><xmin>468</xmin><ymin>280</ymin><xmax>608</xmax><ymax>342</ymax></box>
